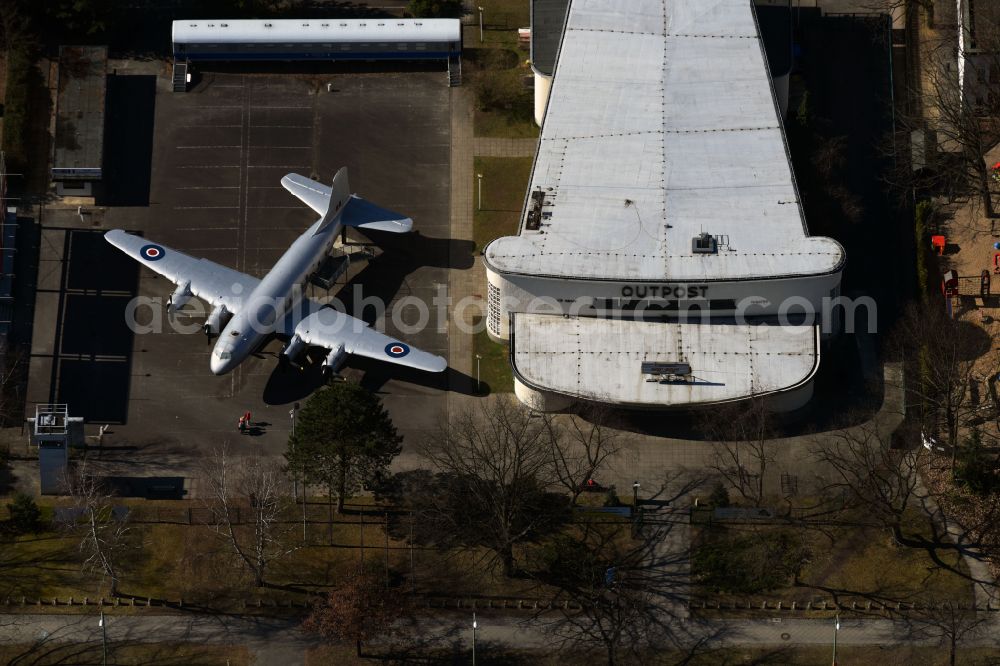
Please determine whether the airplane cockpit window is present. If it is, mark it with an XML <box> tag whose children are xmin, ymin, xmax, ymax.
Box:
<box><xmin>213</xmin><ymin>349</ymin><xmax>232</xmax><ymax>360</ymax></box>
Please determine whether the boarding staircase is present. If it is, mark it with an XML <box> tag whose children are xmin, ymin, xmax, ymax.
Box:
<box><xmin>309</xmin><ymin>250</ymin><xmax>352</xmax><ymax>290</ymax></box>
<box><xmin>448</xmin><ymin>55</ymin><xmax>462</xmax><ymax>87</ymax></box>
<box><xmin>172</xmin><ymin>61</ymin><xmax>188</xmax><ymax>93</ymax></box>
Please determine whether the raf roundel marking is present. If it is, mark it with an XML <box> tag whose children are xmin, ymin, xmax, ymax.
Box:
<box><xmin>140</xmin><ymin>244</ymin><xmax>166</xmax><ymax>261</ymax></box>
<box><xmin>384</xmin><ymin>342</ymin><xmax>410</xmax><ymax>358</ymax></box>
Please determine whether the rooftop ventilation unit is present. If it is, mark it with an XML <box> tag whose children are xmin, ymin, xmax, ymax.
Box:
<box><xmin>692</xmin><ymin>232</ymin><xmax>717</xmax><ymax>254</ymax></box>
<box><xmin>641</xmin><ymin>362</ymin><xmax>693</xmax><ymax>382</ymax></box>
<box><xmin>525</xmin><ymin>189</ymin><xmax>546</xmax><ymax>231</ymax></box>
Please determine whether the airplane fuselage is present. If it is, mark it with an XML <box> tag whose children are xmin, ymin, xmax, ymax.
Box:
<box><xmin>209</xmin><ymin>217</ymin><xmax>340</xmax><ymax>374</ymax></box>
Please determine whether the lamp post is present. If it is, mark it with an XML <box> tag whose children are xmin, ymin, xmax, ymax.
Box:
<box><xmin>472</xmin><ymin>612</ymin><xmax>478</xmax><ymax>665</ymax></box>
<box><xmin>476</xmin><ymin>354</ymin><xmax>482</xmax><ymax>394</ymax></box>
<box><xmin>832</xmin><ymin>613</ymin><xmax>840</xmax><ymax>666</ymax></box>
<box><xmin>477</xmin><ymin>173</ymin><xmax>483</xmax><ymax>210</ymax></box>
<box><xmin>478</xmin><ymin>7</ymin><xmax>484</xmax><ymax>43</ymax></box>
<box><xmin>632</xmin><ymin>480</ymin><xmax>640</xmax><ymax>507</ymax></box>
<box><xmin>99</xmin><ymin>611</ymin><xmax>107</xmax><ymax>666</ymax></box>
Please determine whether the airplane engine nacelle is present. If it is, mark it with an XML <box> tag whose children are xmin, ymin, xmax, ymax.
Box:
<box><xmin>167</xmin><ymin>282</ymin><xmax>192</xmax><ymax>313</ymax></box>
<box><xmin>281</xmin><ymin>335</ymin><xmax>307</xmax><ymax>363</ymax></box>
<box><xmin>323</xmin><ymin>346</ymin><xmax>348</xmax><ymax>378</ymax></box>
<box><xmin>203</xmin><ymin>305</ymin><xmax>230</xmax><ymax>336</ymax></box>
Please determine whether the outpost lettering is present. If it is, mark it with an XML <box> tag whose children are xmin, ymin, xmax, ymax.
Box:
<box><xmin>620</xmin><ymin>284</ymin><xmax>709</xmax><ymax>299</ymax></box>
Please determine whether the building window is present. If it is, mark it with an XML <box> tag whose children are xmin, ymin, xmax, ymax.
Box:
<box><xmin>488</xmin><ymin>282</ymin><xmax>501</xmax><ymax>335</ymax></box>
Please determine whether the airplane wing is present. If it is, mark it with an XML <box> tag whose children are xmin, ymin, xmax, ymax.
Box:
<box><xmin>281</xmin><ymin>172</ymin><xmax>413</xmax><ymax>233</ymax></box>
<box><xmin>105</xmin><ymin>229</ymin><xmax>259</xmax><ymax>313</ymax></box>
<box><xmin>287</xmin><ymin>302</ymin><xmax>447</xmax><ymax>373</ymax></box>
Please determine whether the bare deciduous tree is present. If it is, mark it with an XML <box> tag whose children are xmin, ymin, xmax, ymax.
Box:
<box><xmin>699</xmin><ymin>396</ymin><xmax>775</xmax><ymax>506</ymax></box>
<box><xmin>62</xmin><ymin>462</ymin><xmax>131</xmax><ymax>597</ymax></box>
<box><xmin>536</xmin><ymin>517</ymin><xmax>699</xmax><ymax>666</ymax></box>
<box><xmin>814</xmin><ymin>422</ymin><xmax>921</xmax><ymax>545</ymax></box>
<box><xmin>417</xmin><ymin>397</ymin><xmax>568</xmax><ymax>578</ymax></box>
<box><xmin>201</xmin><ymin>445</ymin><xmax>295</xmax><ymax>588</ymax></box>
<box><xmin>544</xmin><ymin>407</ymin><xmax>625</xmax><ymax>505</ymax></box>
<box><xmin>903</xmin><ymin>600</ymin><xmax>990</xmax><ymax>666</ymax></box>
<box><xmin>895</xmin><ymin>303</ymin><xmax>992</xmax><ymax>471</ymax></box>
<box><xmin>889</xmin><ymin>8</ymin><xmax>1000</xmax><ymax>217</ymax></box>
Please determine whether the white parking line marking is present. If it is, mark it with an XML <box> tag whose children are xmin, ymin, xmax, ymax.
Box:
<box><xmin>247</xmin><ymin>165</ymin><xmax>311</xmax><ymax>169</ymax></box>
<box><xmin>250</xmin><ymin>124</ymin><xmax>312</xmax><ymax>129</ymax></box>
<box><xmin>251</xmin><ymin>105</ymin><xmax>312</xmax><ymax>109</ymax></box>
<box><xmin>249</xmin><ymin>146</ymin><xmax>313</xmax><ymax>150</ymax></box>
<box><xmin>178</xmin><ymin>124</ymin><xmax>243</xmax><ymax>128</ymax></box>
<box><xmin>175</xmin><ymin>227</ymin><xmax>240</xmax><ymax>231</ymax></box>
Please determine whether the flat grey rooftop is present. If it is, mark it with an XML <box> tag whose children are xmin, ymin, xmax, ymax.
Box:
<box><xmin>513</xmin><ymin>313</ymin><xmax>819</xmax><ymax>406</ymax></box>
<box><xmin>486</xmin><ymin>0</ymin><xmax>843</xmax><ymax>283</ymax></box>
<box><xmin>53</xmin><ymin>46</ymin><xmax>107</xmax><ymax>176</ymax></box>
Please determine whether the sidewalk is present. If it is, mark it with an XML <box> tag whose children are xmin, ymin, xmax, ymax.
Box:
<box><xmin>3</xmin><ymin>610</ymin><xmax>999</xmax><ymax>666</ymax></box>
<box><xmin>472</xmin><ymin>136</ymin><xmax>537</xmax><ymax>158</ymax></box>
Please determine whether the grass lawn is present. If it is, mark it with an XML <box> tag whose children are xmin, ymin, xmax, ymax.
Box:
<box><xmin>478</xmin><ymin>0</ymin><xmax>530</xmax><ymax>29</ymax></box>
<box><xmin>473</xmin><ymin>156</ymin><xmax>531</xmax><ymax>252</ymax></box>
<box><xmin>465</xmin><ymin>17</ymin><xmax>540</xmax><ymax>138</ymax></box>
<box><xmin>471</xmin><ymin>54</ymin><xmax>538</xmax><ymax>138</ymax></box>
<box><xmin>473</xmin><ymin>323</ymin><xmax>513</xmax><ymax>394</ymax></box>
<box><xmin>0</xmin><ymin>497</ymin><xmax>639</xmax><ymax>613</ymax></box>
<box><xmin>0</xmin><ymin>642</ymin><xmax>250</xmax><ymax>665</ymax></box>
<box><xmin>470</xmin><ymin>156</ymin><xmax>531</xmax><ymax>393</ymax></box>
<box><xmin>692</xmin><ymin>508</ymin><xmax>974</xmax><ymax>608</ymax></box>
<box><xmin>0</xmin><ymin>497</ymin><xmax>406</xmax><ymax>610</ymax></box>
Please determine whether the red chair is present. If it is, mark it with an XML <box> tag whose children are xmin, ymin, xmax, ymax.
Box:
<box><xmin>931</xmin><ymin>235</ymin><xmax>946</xmax><ymax>255</ymax></box>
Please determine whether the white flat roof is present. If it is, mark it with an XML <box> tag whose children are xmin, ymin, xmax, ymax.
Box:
<box><xmin>513</xmin><ymin>314</ymin><xmax>819</xmax><ymax>406</ymax></box>
<box><xmin>485</xmin><ymin>0</ymin><xmax>844</xmax><ymax>283</ymax></box>
<box><xmin>172</xmin><ymin>19</ymin><xmax>461</xmax><ymax>45</ymax></box>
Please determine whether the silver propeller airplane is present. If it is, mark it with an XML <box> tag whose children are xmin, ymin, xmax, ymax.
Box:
<box><xmin>106</xmin><ymin>168</ymin><xmax>447</xmax><ymax>378</ymax></box>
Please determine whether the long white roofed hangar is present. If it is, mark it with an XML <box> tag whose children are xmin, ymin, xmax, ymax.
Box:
<box><xmin>484</xmin><ymin>0</ymin><xmax>845</xmax><ymax>412</ymax></box>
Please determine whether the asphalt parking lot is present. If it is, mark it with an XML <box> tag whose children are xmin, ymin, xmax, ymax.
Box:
<box><xmin>25</xmin><ymin>67</ymin><xmax>467</xmax><ymax>487</ymax></box>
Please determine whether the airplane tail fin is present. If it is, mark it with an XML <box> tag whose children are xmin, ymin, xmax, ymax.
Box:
<box><xmin>281</xmin><ymin>168</ymin><xmax>413</xmax><ymax>235</ymax></box>
<box><xmin>315</xmin><ymin>167</ymin><xmax>351</xmax><ymax>234</ymax></box>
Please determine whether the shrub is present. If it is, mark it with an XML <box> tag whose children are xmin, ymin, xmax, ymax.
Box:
<box><xmin>1</xmin><ymin>43</ymin><xmax>36</xmax><ymax>173</ymax></box>
<box><xmin>708</xmin><ymin>482</ymin><xmax>731</xmax><ymax>508</ymax></box>
<box><xmin>7</xmin><ymin>493</ymin><xmax>42</xmax><ymax>534</ymax></box>
<box><xmin>914</xmin><ymin>199</ymin><xmax>934</xmax><ymax>299</ymax></box>
<box><xmin>957</xmin><ymin>428</ymin><xmax>1000</xmax><ymax>496</ymax></box>
<box><xmin>407</xmin><ymin>0</ymin><xmax>464</xmax><ymax>18</ymax></box>
<box><xmin>693</xmin><ymin>529</ymin><xmax>809</xmax><ymax>594</ymax></box>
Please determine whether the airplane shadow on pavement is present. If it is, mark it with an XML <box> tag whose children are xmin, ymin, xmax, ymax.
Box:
<box><xmin>260</xmin><ymin>349</ymin><xmax>479</xmax><ymax>405</ymax></box>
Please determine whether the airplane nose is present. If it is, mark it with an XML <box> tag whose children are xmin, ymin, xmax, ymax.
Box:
<box><xmin>210</xmin><ymin>356</ymin><xmax>231</xmax><ymax>376</ymax></box>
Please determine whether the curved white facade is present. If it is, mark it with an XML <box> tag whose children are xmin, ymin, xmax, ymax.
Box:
<box><xmin>533</xmin><ymin>71</ymin><xmax>552</xmax><ymax>127</ymax></box>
